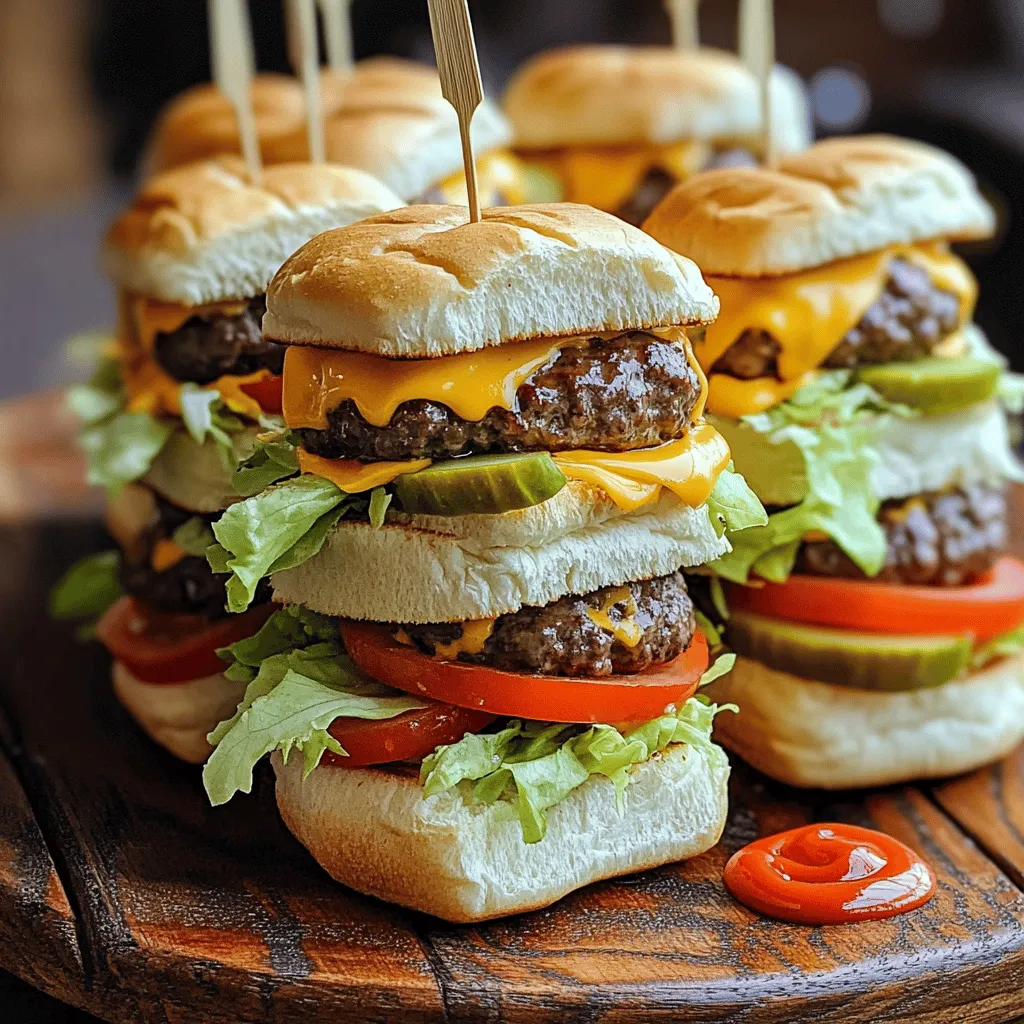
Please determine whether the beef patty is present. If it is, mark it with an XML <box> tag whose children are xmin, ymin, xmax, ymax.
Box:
<box><xmin>153</xmin><ymin>295</ymin><xmax>285</xmax><ymax>384</ymax></box>
<box><xmin>395</xmin><ymin>571</ymin><xmax>695</xmax><ymax>677</ymax></box>
<box><xmin>121</xmin><ymin>492</ymin><xmax>270</xmax><ymax>618</ymax></box>
<box><xmin>298</xmin><ymin>331</ymin><xmax>704</xmax><ymax>461</ymax></box>
<box><xmin>712</xmin><ymin>258</ymin><xmax>962</xmax><ymax>379</ymax></box>
<box><xmin>796</xmin><ymin>485</ymin><xmax>1006</xmax><ymax>587</ymax></box>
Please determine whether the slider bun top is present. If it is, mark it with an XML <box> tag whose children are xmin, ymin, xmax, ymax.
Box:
<box><xmin>146</xmin><ymin>74</ymin><xmax>307</xmax><ymax>175</ymax></box>
<box><xmin>103</xmin><ymin>157</ymin><xmax>404</xmax><ymax>305</ymax></box>
<box><xmin>266</xmin><ymin>75</ymin><xmax>512</xmax><ymax>201</ymax></box>
<box><xmin>263</xmin><ymin>203</ymin><xmax>718</xmax><ymax>358</ymax></box>
<box><xmin>643</xmin><ymin>135</ymin><xmax>996</xmax><ymax>277</ymax></box>
<box><xmin>502</xmin><ymin>45</ymin><xmax>810</xmax><ymax>153</ymax></box>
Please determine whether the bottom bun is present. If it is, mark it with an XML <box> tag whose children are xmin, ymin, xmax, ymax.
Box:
<box><xmin>273</xmin><ymin>742</ymin><xmax>729</xmax><ymax>922</ymax></box>
<box><xmin>111</xmin><ymin>662</ymin><xmax>247</xmax><ymax>764</ymax></box>
<box><xmin>705</xmin><ymin>653</ymin><xmax>1024</xmax><ymax>789</ymax></box>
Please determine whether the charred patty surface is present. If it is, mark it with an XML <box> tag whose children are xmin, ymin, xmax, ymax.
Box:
<box><xmin>711</xmin><ymin>259</ymin><xmax>962</xmax><ymax>379</ymax></box>
<box><xmin>298</xmin><ymin>331</ymin><xmax>703</xmax><ymax>461</ymax></box>
<box><xmin>796</xmin><ymin>485</ymin><xmax>1006</xmax><ymax>587</ymax></box>
<box><xmin>121</xmin><ymin>492</ymin><xmax>270</xmax><ymax>618</ymax></box>
<box><xmin>154</xmin><ymin>295</ymin><xmax>285</xmax><ymax>384</ymax></box>
<box><xmin>395</xmin><ymin>571</ymin><xmax>695</xmax><ymax>677</ymax></box>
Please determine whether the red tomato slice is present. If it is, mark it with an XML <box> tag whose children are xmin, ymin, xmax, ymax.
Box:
<box><xmin>97</xmin><ymin>597</ymin><xmax>275</xmax><ymax>684</ymax></box>
<box><xmin>239</xmin><ymin>373</ymin><xmax>283</xmax><ymax>414</ymax></box>
<box><xmin>339</xmin><ymin>620</ymin><xmax>709</xmax><ymax>723</ymax></box>
<box><xmin>728</xmin><ymin>557</ymin><xmax>1024</xmax><ymax>642</ymax></box>
<box><xmin>321</xmin><ymin>703</ymin><xmax>497</xmax><ymax>768</ymax></box>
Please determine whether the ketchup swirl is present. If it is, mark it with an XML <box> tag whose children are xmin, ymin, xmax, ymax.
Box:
<box><xmin>723</xmin><ymin>823</ymin><xmax>936</xmax><ymax>925</ymax></box>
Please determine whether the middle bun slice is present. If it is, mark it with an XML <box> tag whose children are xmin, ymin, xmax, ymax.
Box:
<box><xmin>200</xmin><ymin>203</ymin><xmax>767</xmax><ymax>921</ymax></box>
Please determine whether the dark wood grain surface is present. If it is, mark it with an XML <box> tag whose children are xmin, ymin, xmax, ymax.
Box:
<box><xmin>1</xmin><ymin>520</ymin><xmax>1023</xmax><ymax>1024</ymax></box>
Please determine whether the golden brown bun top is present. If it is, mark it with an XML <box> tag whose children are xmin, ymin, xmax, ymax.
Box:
<box><xmin>263</xmin><ymin>203</ymin><xmax>718</xmax><ymax>357</ymax></box>
<box><xmin>643</xmin><ymin>135</ymin><xmax>996</xmax><ymax>276</ymax></box>
<box><xmin>146</xmin><ymin>74</ymin><xmax>307</xmax><ymax>174</ymax></box>
<box><xmin>503</xmin><ymin>45</ymin><xmax>810</xmax><ymax>152</ymax></box>
<box><xmin>103</xmin><ymin>157</ymin><xmax>404</xmax><ymax>304</ymax></box>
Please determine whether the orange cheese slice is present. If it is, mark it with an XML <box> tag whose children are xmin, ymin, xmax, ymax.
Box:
<box><xmin>552</xmin><ymin>422</ymin><xmax>731</xmax><ymax>512</ymax></box>
<box><xmin>705</xmin><ymin>371</ymin><xmax>818</xmax><ymax>419</ymax></box>
<box><xmin>151</xmin><ymin>538</ymin><xmax>186</xmax><ymax>572</ymax></box>
<box><xmin>296</xmin><ymin>449</ymin><xmax>431</xmax><ymax>492</ymax></box>
<box><xmin>129</xmin><ymin>296</ymin><xmax>250</xmax><ymax>353</ymax></box>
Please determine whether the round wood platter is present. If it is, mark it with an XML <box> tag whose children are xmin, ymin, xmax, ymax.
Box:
<box><xmin>1</xmin><ymin>399</ymin><xmax>1023</xmax><ymax>1022</ymax></box>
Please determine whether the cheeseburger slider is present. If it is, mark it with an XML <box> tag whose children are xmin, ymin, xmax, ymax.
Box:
<box><xmin>643</xmin><ymin>135</ymin><xmax>1024</xmax><ymax>788</ymax></box>
<box><xmin>54</xmin><ymin>157</ymin><xmax>403</xmax><ymax>762</ymax></box>
<box><xmin>502</xmin><ymin>45</ymin><xmax>810</xmax><ymax>225</ymax></box>
<box><xmin>199</xmin><ymin>203</ymin><xmax>766</xmax><ymax>921</ymax></box>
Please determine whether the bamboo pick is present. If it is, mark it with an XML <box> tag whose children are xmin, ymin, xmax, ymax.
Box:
<box><xmin>285</xmin><ymin>0</ymin><xmax>325</xmax><ymax>163</ymax></box>
<box><xmin>665</xmin><ymin>0</ymin><xmax>700</xmax><ymax>51</ymax></box>
<box><xmin>426</xmin><ymin>0</ymin><xmax>484</xmax><ymax>222</ymax></box>
<box><xmin>209</xmin><ymin>0</ymin><xmax>262</xmax><ymax>183</ymax></box>
<box><xmin>739</xmin><ymin>0</ymin><xmax>776</xmax><ymax>167</ymax></box>
<box><xmin>318</xmin><ymin>0</ymin><xmax>354</xmax><ymax>74</ymax></box>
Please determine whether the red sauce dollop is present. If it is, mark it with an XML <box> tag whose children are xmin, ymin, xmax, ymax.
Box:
<box><xmin>723</xmin><ymin>823</ymin><xmax>936</xmax><ymax>925</ymax></box>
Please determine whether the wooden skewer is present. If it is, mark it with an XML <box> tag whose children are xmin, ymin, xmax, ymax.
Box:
<box><xmin>208</xmin><ymin>0</ymin><xmax>262</xmax><ymax>183</ymax></box>
<box><xmin>285</xmin><ymin>0</ymin><xmax>325</xmax><ymax>163</ymax></box>
<box><xmin>665</xmin><ymin>0</ymin><xmax>700</xmax><ymax>52</ymax></box>
<box><xmin>318</xmin><ymin>0</ymin><xmax>354</xmax><ymax>74</ymax></box>
<box><xmin>739</xmin><ymin>0</ymin><xmax>776</xmax><ymax>167</ymax></box>
<box><xmin>426</xmin><ymin>0</ymin><xmax>484</xmax><ymax>222</ymax></box>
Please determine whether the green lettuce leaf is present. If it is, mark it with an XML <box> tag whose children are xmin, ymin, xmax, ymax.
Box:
<box><xmin>211</xmin><ymin>475</ymin><xmax>355</xmax><ymax>612</ymax></box>
<box><xmin>420</xmin><ymin>696</ymin><xmax>730</xmax><ymax>843</ymax></box>
<box><xmin>368</xmin><ymin>486</ymin><xmax>392</xmax><ymax>528</ymax></box>
<box><xmin>49</xmin><ymin>550</ymin><xmax>122</xmax><ymax>624</ymax></box>
<box><xmin>972</xmin><ymin>623</ymin><xmax>1024</xmax><ymax>668</ymax></box>
<box><xmin>217</xmin><ymin>604</ymin><xmax>339</xmax><ymax>682</ymax></box>
<box><xmin>179</xmin><ymin>384</ymin><xmax>248</xmax><ymax>470</ymax></box>
<box><xmin>231</xmin><ymin>431</ymin><xmax>301</xmax><ymax>496</ymax></box>
<box><xmin>171</xmin><ymin>517</ymin><xmax>217</xmax><ymax>556</ymax></box>
<box><xmin>706</xmin><ymin>464</ymin><xmax>767</xmax><ymax>538</ymax></box>
<box><xmin>79</xmin><ymin>411</ymin><xmax>174</xmax><ymax>494</ymax></box>
<box><xmin>712</xmin><ymin>372</ymin><xmax>903</xmax><ymax>583</ymax></box>
<box><xmin>699</xmin><ymin>651</ymin><xmax>736</xmax><ymax>686</ymax></box>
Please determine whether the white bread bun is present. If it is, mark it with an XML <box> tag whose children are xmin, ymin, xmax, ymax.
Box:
<box><xmin>102</xmin><ymin>158</ymin><xmax>404</xmax><ymax>305</ymax></box>
<box><xmin>271</xmin><ymin>486</ymin><xmax>729</xmax><ymax>622</ymax></box>
<box><xmin>112</xmin><ymin>662</ymin><xmax>247</xmax><ymax>764</ymax></box>
<box><xmin>263</xmin><ymin>203</ymin><xmax>718</xmax><ymax>357</ymax></box>
<box><xmin>272</xmin><ymin>740</ymin><xmax>728</xmax><ymax>922</ymax></box>
<box><xmin>705</xmin><ymin>653</ymin><xmax>1024</xmax><ymax>789</ymax></box>
<box><xmin>643</xmin><ymin>135</ymin><xmax>995</xmax><ymax>277</ymax></box>
<box><xmin>145</xmin><ymin>74</ymin><xmax>307</xmax><ymax>175</ymax></box>
<box><xmin>503</xmin><ymin>46</ymin><xmax>809</xmax><ymax>153</ymax></box>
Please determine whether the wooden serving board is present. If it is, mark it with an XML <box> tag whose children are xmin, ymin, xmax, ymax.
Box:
<box><xmin>1</xmin><ymin>392</ymin><xmax>1023</xmax><ymax>1022</ymax></box>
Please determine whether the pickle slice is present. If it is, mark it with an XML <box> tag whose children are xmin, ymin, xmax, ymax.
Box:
<box><xmin>858</xmin><ymin>357</ymin><xmax>999</xmax><ymax>415</ymax></box>
<box><xmin>727</xmin><ymin>610</ymin><xmax>973</xmax><ymax>691</ymax></box>
<box><xmin>394</xmin><ymin>452</ymin><xmax>567</xmax><ymax>516</ymax></box>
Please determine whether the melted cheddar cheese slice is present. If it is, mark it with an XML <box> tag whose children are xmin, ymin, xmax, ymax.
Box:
<box><xmin>525</xmin><ymin>141</ymin><xmax>710</xmax><ymax>212</ymax></box>
<box><xmin>436</xmin><ymin>150</ymin><xmax>528</xmax><ymax>206</ymax></box>
<box><xmin>698</xmin><ymin>243</ymin><xmax>978</xmax><ymax>418</ymax></box>
<box><xmin>296</xmin><ymin>450</ymin><xmax>431</xmax><ymax>492</ymax></box>
<box><xmin>130</xmin><ymin>296</ymin><xmax>250</xmax><ymax>353</ymax></box>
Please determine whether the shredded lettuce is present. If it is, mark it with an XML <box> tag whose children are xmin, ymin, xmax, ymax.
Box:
<box><xmin>179</xmin><ymin>384</ymin><xmax>250</xmax><ymax>470</ymax></box>
<box><xmin>231</xmin><ymin>431</ymin><xmax>301</xmax><ymax>496</ymax></box>
<box><xmin>712</xmin><ymin>372</ymin><xmax>906</xmax><ymax>583</ymax></box>
<box><xmin>49</xmin><ymin>550</ymin><xmax>122</xmax><ymax>631</ymax></box>
<box><xmin>706</xmin><ymin>464</ymin><xmax>767</xmax><ymax>538</ymax></box>
<box><xmin>421</xmin><ymin>696</ymin><xmax>731</xmax><ymax>843</ymax></box>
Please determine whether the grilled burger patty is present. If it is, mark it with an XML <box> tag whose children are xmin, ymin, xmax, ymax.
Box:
<box><xmin>796</xmin><ymin>485</ymin><xmax>1006</xmax><ymax>587</ymax></box>
<box><xmin>395</xmin><ymin>571</ymin><xmax>695</xmax><ymax>677</ymax></box>
<box><xmin>299</xmin><ymin>331</ymin><xmax>704</xmax><ymax>462</ymax></box>
<box><xmin>712</xmin><ymin>259</ymin><xmax>961</xmax><ymax>379</ymax></box>
<box><xmin>121</xmin><ymin>494</ymin><xmax>270</xmax><ymax>618</ymax></box>
<box><xmin>154</xmin><ymin>296</ymin><xmax>285</xmax><ymax>384</ymax></box>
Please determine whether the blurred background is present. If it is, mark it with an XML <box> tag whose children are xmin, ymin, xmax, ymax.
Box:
<box><xmin>1</xmin><ymin>0</ymin><xmax>1023</xmax><ymax>402</ymax></box>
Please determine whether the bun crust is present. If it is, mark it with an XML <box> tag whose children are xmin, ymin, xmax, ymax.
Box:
<box><xmin>103</xmin><ymin>159</ymin><xmax>404</xmax><ymax>304</ymax></box>
<box><xmin>263</xmin><ymin>203</ymin><xmax>718</xmax><ymax>357</ymax></box>
<box><xmin>112</xmin><ymin>662</ymin><xmax>247</xmax><ymax>764</ymax></box>
<box><xmin>271</xmin><ymin>485</ymin><xmax>729</xmax><ymax>622</ymax></box>
<box><xmin>273</xmin><ymin>741</ymin><xmax>728</xmax><ymax>922</ymax></box>
<box><xmin>705</xmin><ymin>654</ymin><xmax>1024</xmax><ymax>788</ymax></box>
<box><xmin>503</xmin><ymin>46</ymin><xmax>810</xmax><ymax>152</ymax></box>
<box><xmin>643</xmin><ymin>135</ymin><xmax>995</xmax><ymax>276</ymax></box>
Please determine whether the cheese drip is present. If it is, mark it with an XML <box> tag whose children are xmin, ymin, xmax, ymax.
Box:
<box><xmin>523</xmin><ymin>141</ymin><xmax>710</xmax><ymax>212</ymax></box>
<box><xmin>296</xmin><ymin>449</ymin><xmax>431</xmax><ymax>492</ymax></box>
<box><xmin>436</xmin><ymin>150</ymin><xmax>528</xmax><ymax>206</ymax></box>
<box><xmin>552</xmin><ymin>423</ymin><xmax>731</xmax><ymax>512</ymax></box>
<box><xmin>698</xmin><ymin>243</ymin><xmax>978</xmax><ymax>418</ymax></box>
<box><xmin>283</xmin><ymin>326</ymin><xmax>702</xmax><ymax>431</ymax></box>
<box><xmin>585</xmin><ymin>586</ymin><xmax>643</xmax><ymax>648</ymax></box>
<box><xmin>130</xmin><ymin>296</ymin><xmax>250</xmax><ymax>354</ymax></box>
